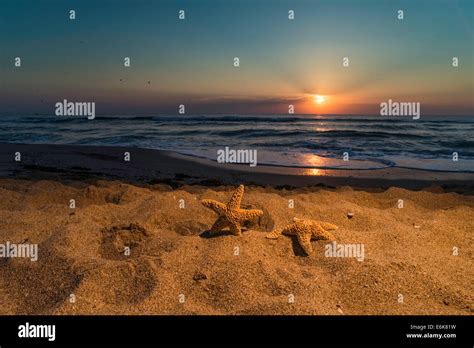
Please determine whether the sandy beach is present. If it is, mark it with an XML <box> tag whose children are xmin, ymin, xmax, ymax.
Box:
<box><xmin>0</xmin><ymin>144</ymin><xmax>472</xmax><ymax>315</ymax></box>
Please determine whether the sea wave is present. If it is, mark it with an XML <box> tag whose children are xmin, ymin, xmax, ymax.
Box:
<box><xmin>1</xmin><ymin>114</ymin><xmax>473</xmax><ymax>172</ymax></box>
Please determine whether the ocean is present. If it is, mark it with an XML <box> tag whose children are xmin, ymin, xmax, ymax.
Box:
<box><xmin>1</xmin><ymin>114</ymin><xmax>473</xmax><ymax>172</ymax></box>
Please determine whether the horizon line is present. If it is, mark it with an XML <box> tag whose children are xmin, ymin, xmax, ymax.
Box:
<box><xmin>1</xmin><ymin>113</ymin><xmax>473</xmax><ymax>117</ymax></box>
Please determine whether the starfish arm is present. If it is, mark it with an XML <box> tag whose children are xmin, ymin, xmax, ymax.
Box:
<box><xmin>313</xmin><ymin>225</ymin><xmax>336</xmax><ymax>241</ymax></box>
<box><xmin>319</xmin><ymin>221</ymin><xmax>338</xmax><ymax>231</ymax></box>
<box><xmin>266</xmin><ymin>228</ymin><xmax>283</xmax><ymax>239</ymax></box>
<box><xmin>229</xmin><ymin>222</ymin><xmax>242</xmax><ymax>236</ymax></box>
<box><xmin>227</xmin><ymin>185</ymin><xmax>245</xmax><ymax>210</ymax></box>
<box><xmin>281</xmin><ymin>223</ymin><xmax>298</xmax><ymax>236</ymax></box>
<box><xmin>208</xmin><ymin>216</ymin><xmax>229</xmax><ymax>234</ymax></box>
<box><xmin>201</xmin><ymin>199</ymin><xmax>227</xmax><ymax>215</ymax></box>
<box><xmin>235</xmin><ymin>208</ymin><xmax>263</xmax><ymax>221</ymax></box>
<box><xmin>267</xmin><ymin>223</ymin><xmax>296</xmax><ymax>239</ymax></box>
<box><xmin>297</xmin><ymin>230</ymin><xmax>314</xmax><ymax>255</ymax></box>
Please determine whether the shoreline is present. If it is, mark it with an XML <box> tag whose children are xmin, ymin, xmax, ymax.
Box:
<box><xmin>1</xmin><ymin>143</ymin><xmax>474</xmax><ymax>193</ymax></box>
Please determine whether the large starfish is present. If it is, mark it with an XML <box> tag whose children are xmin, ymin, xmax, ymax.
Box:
<box><xmin>201</xmin><ymin>185</ymin><xmax>263</xmax><ymax>236</ymax></box>
<box><xmin>266</xmin><ymin>218</ymin><xmax>337</xmax><ymax>255</ymax></box>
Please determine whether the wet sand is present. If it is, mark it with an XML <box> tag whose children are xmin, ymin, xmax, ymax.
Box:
<box><xmin>1</xmin><ymin>143</ymin><xmax>474</xmax><ymax>192</ymax></box>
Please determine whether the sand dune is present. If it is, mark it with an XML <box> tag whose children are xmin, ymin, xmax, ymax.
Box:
<box><xmin>0</xmin><ymin>179</ymin><xmax>472</xmax><ymax>315</ymax></box>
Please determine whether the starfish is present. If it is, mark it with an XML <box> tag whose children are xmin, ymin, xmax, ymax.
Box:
<box><xmin>266</xmin><ymin>218</ymin><xmax>338</xmax><ymax>255</ymax></box>
<box><xmin>201</xmin><ymin>185</ymin><xmax>263</xmax><ymax>236</ymax></box>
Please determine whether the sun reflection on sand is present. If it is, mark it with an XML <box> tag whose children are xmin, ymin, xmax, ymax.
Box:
<box><xmin>304</xmin><ymin>168</ymin><xmax>325</xmax><ymax>176</ymax></box>
<box><xmin>301</xmin><ymin>154</ymin><xmax>329</xmax><ymax>176</ymax></box>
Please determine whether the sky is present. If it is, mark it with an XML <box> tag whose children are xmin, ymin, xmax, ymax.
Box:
<box><xmin>0</xmin><ymin>0</ymin><xmax>473</xmax><ymax>115</ymax></box>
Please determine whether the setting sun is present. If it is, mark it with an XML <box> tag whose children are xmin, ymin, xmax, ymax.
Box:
<box><xmin>314</xmin><ymin>95</ymin><xmax>326</xmax><ymax>104</ymax></box>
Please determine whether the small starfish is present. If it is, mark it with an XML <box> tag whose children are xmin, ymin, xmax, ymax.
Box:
<box><xmin>266</xmin><ymin>218</ymin><xmax>337</xmax><ymax>255</ymax></box>
<box><xmin>201</xmin><ymin>185</ymin><xmax>263</xmax><ymax>236</ymax></box>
